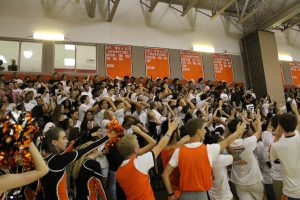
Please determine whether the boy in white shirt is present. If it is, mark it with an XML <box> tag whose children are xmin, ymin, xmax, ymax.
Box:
<box><xmin>114</xmin><ymin>97</ymin><xmax>131</xmax><ymax>125</ymax></box>
<box><xmin>207</xmin><ymin>134</ymin><xmax>233</xmax><ymax>200</ymax></box>
<box><xmin>261</xmin><ymin>115</ymin><xmax>283</xmax><ymax>200</ymax></box>
<box><xmin>227</xmin><ymin>111</ymin><xmax>264</xmax><ymax>200</ymax></box>
<box><xmin>270</xmin><ymin>109</ymin><xmax>300</xmax><ymax>200</ymax></box>
<box><xmin>78</xmin><ymin>95</ymin><xmax>98</xmax><ymax>121</ymax></box>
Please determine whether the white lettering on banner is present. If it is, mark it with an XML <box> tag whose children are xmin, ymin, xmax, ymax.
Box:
<box><xmin>147</xmin><ymin>66</ymin><xmax>155</xmax><ymax>70</ymax></box>
<box><xmin>107</xmin><ymin>64</ymin><xmax>114</xmax><ymax>68</ymax></box>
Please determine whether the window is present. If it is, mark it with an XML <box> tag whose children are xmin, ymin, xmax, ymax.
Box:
<box><xmin>54</xmin><ymin>44</ymin><xmax>76</xmax><ymax>73</ymax></box>
<box><xmin>76</xmin><ymin>45</ymin><xmax>96</xmax><ymax>73</ymax></box>
<box><xmin>20</xmin><ymin>42</ymin><xmax>43</xmax><ymax>72</ymax></box>
<box><xmin>54</xmin><ymin>44</ymin><xmax>96</xmax><ymax>73</ymax></box>
<box><xmin>0</xmin><ymin>40</ymin><xmax>19</xmax><ymax>72</ymax></box>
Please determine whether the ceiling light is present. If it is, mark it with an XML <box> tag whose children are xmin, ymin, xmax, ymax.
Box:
<box><xmin>278</xmin><ymin>54</ymin><xmax>293</xmax><ymax>61</ymax></box>
<box><xmin>64</xmin><ymin>58</ymin><xmax>75</xmax><ymax>66</ymax></box>
<box><xmin>0</xmin><ymin>55</ymin><xmax>7</xmax><ymax>63</ymax></box>
<box><xmin>23</xmin><ymin>50</ymin><xmax>33</xmax><ymax>59</ymax></box>
<box><xmin>193</xmin><ymin>45</ymin><xmax>215</xmax><ymax>53</ymax></box>
<box><xmin>33</xmin><ymin>32</ymin><xmax>64</xmax><ymax>41</ymax></box>
<box><xmin>65</xmin><ymin>45</ymin><xmax>75</xmax><ymax>50</ymax></box>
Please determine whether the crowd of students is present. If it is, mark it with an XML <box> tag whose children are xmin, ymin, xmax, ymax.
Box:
<box><xmin>0</xmin><ymin>71</ymin><xmax>299</xmax><ymax>200</ymax></box>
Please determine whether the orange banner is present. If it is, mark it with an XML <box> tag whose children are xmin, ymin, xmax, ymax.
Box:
<box><xmin>289</xmin><ymin>62</ymin><xmax>300</xmax><ymax>87</ymax></box>
<box><xmin>280</xmin><ymin>64</ymin><xmax>285</xmax><ymax>85</ymax></box>
<box><xmin>105</xmin><ymin>44</ymin><xmax>132</xmax><ymax>79</ymax></box>
<box><xmin>212</xmin><ymin>54</ymin><xmax>234</xmax><ymax>84</ymax></box>
<box><xmin>180</xmin><ymin>50</ymin><xmax>204</xmax><ymax>81</ymax></box>
<box><xmin>145</xmin><ymin>48</ymin><xmax>170</xmax><ymax>79</ymax></box>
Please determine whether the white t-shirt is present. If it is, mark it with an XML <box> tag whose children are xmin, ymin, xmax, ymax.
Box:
<box><xmin>133</xmin><ymin>110</ymin><xmax>147</xmax><ymax>126</ymax></box>
<box><xmin>262</xmin><ymin>131</ymin><xmax>282</xmax><ymax>181</ymax></box>
<box><xmin>78</xmin><ymin>104</ymin><xmax>91</xmax><ymax>121</ymax></box>
<box><xmin>114</xmin><ymin>108</ymin><xmax>125</xmax><ymax>125</ymax></box>
<box><xmin>255</xmin><ymin>141</ymin><xmax>272</xmax><ymax>184</ymax></box>
<box><xmin>74</xmin><ymin>120</ymin><xmax>82</xmax><ymax>129</ymax></box>
<box><xmin>196</xmin><ymin>100</ymin><xmax>207</xmax><ymax>109</ymax></box>
<box><xmin>95</xmin><ymin>110</ymin><xmax>105</xmax><ymax>126</ymax></box>
<box><xmin>169</xmin><ymin>142</ymin><xmax>220</xmax><ymax>168</ymax></box>
<box><xmin>230</xmin><ymin>136</ymin><xmax>263</xmax><ymax>185</ymax></box>
<box><xmin>152</xmin><ymin>109</ymin><xmax>161</xmax><ymax>120</ymax></box>
<box><xmin>270</xmin><ymin>134</ymin><xmax>300</xmax><ymax>198</ymax></box>
<box><xmin>209</xmin><ymin>154</ymin><xmax>233</xmax><ymax>200</ymax></box>
<box><xmin>56</xmin><ymin>95</ymin><xmax>67</xmax><ymax>105</ymax></box>
<box><xmin>81</xmin><ymin>91</ymin><xmax>93</xmax><ymax>100</ymax></box>
<box><xmin>220</xmin><ymin>93</ymin><xmax>229</xmax><ymax>101</ymax></box>
<box><xmin>24</xmin><ymin>101</ymin><xmax>36</xmax><ymax>112</ymax></box>
<box><xmin>97</xmin><ymin>144</ymin><xmax>109</xmax><ymax>169</ymax></box>
<box><xmin>262</xmin><ymin>103</ymin><xmax>269</xmax><ymax>116</ymax></box>
<box><xmin>120</xmin><ymin>152</ymin><xmax>154</xmax><ymax>174</ymax></box>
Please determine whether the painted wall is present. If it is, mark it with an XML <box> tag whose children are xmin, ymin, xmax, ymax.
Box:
<box><xmin>275</xmin><ymin>30</ymin><xmax>300</xmax><ymax>61</ymax></box>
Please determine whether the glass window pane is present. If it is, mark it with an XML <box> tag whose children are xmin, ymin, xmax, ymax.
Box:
<box><xmin>20</xmin><ymin>42</ymin><xmax>42</xmax><ymax>72</ymax></box>
<box><xmin>54</xmin><ymin>44</ymin><xmax>76</xmax><ymax>73</ymax></box>
<box><xmin>76</xmin><ymin>45</ymin><xmax>96</xmax><ymax>73</ymax></box>
<box><xmin>0</xmin><ymin>40</ymin><xmax>19</xmax><ymax>72</ymax></box>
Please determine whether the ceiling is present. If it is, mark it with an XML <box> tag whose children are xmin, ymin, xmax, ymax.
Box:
<box><xmin>146</xmin><ymin>0</ymin><xmax>300</xmax><ymax>34</ymax></box>
<box><xmin>1</xmin><ymin>0</ymin><xmax>300</xmax><ymax>35</ymax></box>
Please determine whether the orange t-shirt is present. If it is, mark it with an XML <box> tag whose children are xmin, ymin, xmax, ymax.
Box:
<box><xmin>178</xmin><ymin>144</ymin><xmax>212</xmax><ymax>192</ymax></box>
<box><xmin>161</xmin><ymin>147</ymin><xmax>180</xmax><ymax>191</ymax></box>
<box><xmin>116</xmin><ymin>157</ymin><xmax>155</xmax><ymax>200</ymax></box>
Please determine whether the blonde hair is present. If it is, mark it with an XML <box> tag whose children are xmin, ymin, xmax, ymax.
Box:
<box><xmin>117</xmin><ymin>135</ymin><xmax>137</xmax><ymax>159</ymax></box>
<box><xmin>71</xmin><ymin>141</ymin><xmax>93</xmax><ymax>180</ymax></box>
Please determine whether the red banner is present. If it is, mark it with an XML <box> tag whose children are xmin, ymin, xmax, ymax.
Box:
<box><xmin>145</xmin><ymin>48</ymin><xmax>170</xmax><ymax>79</ymax></box>
<box><xmin>180</xmin><ymin>50</ymin><xmax>204</xmax><ymax>81</ymax></box>
<box><xmin>289</xmin><ymin>62</ymin><xmax>300</xmax><ymax>87</ymax></box>
<box><xmin>212</xmin><ymin>54</ymin><xmax>234</xmax><ymax>84</ymax></box>
<box><xmin>280</xmin><ymin>64</ymin><xmax>285</xmax><ymax>85</ymax></box>
<box><xmin>105</xmin><ymin>44</ymin><xmax>132</xmax><ymax>79</ymax></box>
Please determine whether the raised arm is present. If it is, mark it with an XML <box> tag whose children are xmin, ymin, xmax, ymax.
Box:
<box><xmin>252</xmin><ymin>110</ymin><xmax>262</xmax><ymax>140</ymax></box>
<box><xmin>291</xmin><ymin>103</ymin><xmax>300</xmax><ymax>131</ymax></box>
<box><xmin>131</xmin><ymin>125</ymin><xmax>156</xmax><ymax>155</ymax></box>
<box><xmin>105</xmin><ymin>97</ymin><xmax>117</xmax><ymax>112</ymax></box>
<box><xmin>117</xmin><ymin>97</ymin><xmax>132</xmax><ymax>111</ymax></box>
<box><xmin>165</xmin><ymin>103</ymin><xmax>175</xmax><ymax>118</ymax></box>
<box><xmin>0</xmin><ymin>142</ymin><xmax>49</xmax><ymax>194</ymax></box>
<box><xmin>151</xmin><ymin>118</ymin><xmax>180</xmax><ymax>158</ymax></box>
<box><xmin>219</xmin><ymin>122</ymin><xmax>246</xmax><ymax>152</ymax></box>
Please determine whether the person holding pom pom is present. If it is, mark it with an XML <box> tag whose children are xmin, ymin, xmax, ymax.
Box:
<box><xmin>0</xmin><ymin>142</ymin><xmax>49</xmax><ymax>198</ymax></box>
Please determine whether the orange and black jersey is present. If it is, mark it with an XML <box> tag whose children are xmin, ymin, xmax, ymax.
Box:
<box><xmin>75</xmin><ymin>159</ymin><xmax>107</xmax><ymax>200</ymax></box>
<box><xmin>40</xmin><ymin>136</ymin><xmax>108</xmax><ymax>200</ymax></box>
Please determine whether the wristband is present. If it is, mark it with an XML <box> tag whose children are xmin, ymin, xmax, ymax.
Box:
<box><xmin>165</xmin><ymin>134</ymin><xmax>172</xmax><ymax>139</ymax></box>
<box><xmin>168</xmin><ymin>192</ymin><xmax>174</xmax><ymax>197</ymax></box>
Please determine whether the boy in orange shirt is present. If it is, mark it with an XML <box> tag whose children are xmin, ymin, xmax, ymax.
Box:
<box><xmin>116</xmin><ymin>118</ymin><xmax>180</xmax><ymax>200</ymax></box>
<box><xmin>162</xmin><ymin>118</ymin><xmax>246</xmax><ymax>200</ymax></box>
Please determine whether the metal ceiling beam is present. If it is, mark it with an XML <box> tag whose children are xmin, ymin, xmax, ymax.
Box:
<box><xmin>87</xmin><ymin>0</ymin><xmax>96</xmax><ymax>18</ymax></box>
<box><xmin>107</xmin><ymin>0</ymin><xmax>120</xmax><ymax>22</ymax></box>
<box><xmin>149</xmin><ymin>0</ymin><xmax>159</xmax><ymax>12</ymax></box>
<box><xmin>235</xmin><ymin>0</ymin><xmax>240</xmax><ymax>19</ymax></box>
<box><xmin>282</xmin><ymin>19</ymin><xmax>300</xmax><ymax>32</ymax></box>
<box><xmin>181</xmin><ymin>0</ymin><xmax>200</xmax><ymax>16</ymax></box>
<box><xmin>213</xmin><ymin>0</ymin><xmax>220</xmax><ymax>15</ymax></box>
<box><xmin>239</xmin><ymin>3</ymin><xmax>264</xmax><ymax>23</ymax></box>
<box><xmin>240</xmin><ymin>0</ymin><xmax>249</xmax><ymax>19</ymax></box>
<box><xmin>258</xmin><ymin>2</ymin><xmax>300</xmax><ymax>30</ymax></box>
<box><xmin>211</xmin><ymin>0</ymin><xmax>235</xmax><ymax>21</ymax></box>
